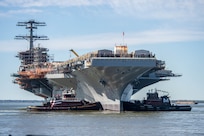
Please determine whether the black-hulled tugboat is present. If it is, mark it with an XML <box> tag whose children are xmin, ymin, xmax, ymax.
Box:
<box><xmin>27</xmin><ymin>88</ymin><xmax>103</xmax><ymax>111</ymax></box>
<box><xmin>123</xmin><ymin>89</ymin><xmax>191</xmax><ymax>111</ymax></box>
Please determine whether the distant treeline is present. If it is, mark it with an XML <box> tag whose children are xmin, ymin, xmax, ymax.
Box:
<box><xmin>171</xmin><ymin>100</ymin><xmax>204</xmax><ymax>103</ymax></box>
<box><xmin>0</xmin><ymin>100</ymin><xmax>43</xmax><ymax>103</ymax></box>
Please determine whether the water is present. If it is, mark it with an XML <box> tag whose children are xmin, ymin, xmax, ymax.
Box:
<box><xmin>0</xmin><ymin>101</ymin><xmax>204</xmax><ymax>136</ymax></box>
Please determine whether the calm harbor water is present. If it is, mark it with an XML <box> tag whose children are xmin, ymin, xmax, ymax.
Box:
<box><xmin>0</xmin><ymin>101</ymin><xmax>204</xmax><ymax>136</ymax></box>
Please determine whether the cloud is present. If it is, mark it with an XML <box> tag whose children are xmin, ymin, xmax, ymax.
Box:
<box><xmin>0</xmin><ymin>0</ymin><xmax>106</xmax><ymax>17</ymax></box>
<box><xmin>1</xmin><ymin>29</ymin><xmax>204</xmax><ymax>52</ymax></box>
<box><xmin>128</xmin><ymin>29</ymin><xmax>204</xmax><ymax>45</ymax></box>
<box><xmin>0</xmin><ymin>40</ymin><xmax>29</xmax><ymax>52</ymax></box>
<box><xmin>109</xmin><ymin>0</ymin><xmax>204</xmax><ymax>19</ymax></box>
<box><xmin>1</xmin><ymin>0</ymin><xmax>204</xmax><ymax>20</ymax></box>
<box><xmin>0</xmin><ymin>0</ymin><xmax>105</xmax><ymax>7</ymax></box>
<box><xmin>32</xmin><ymin>29</ymin><xmax>204</xmax><ymax>51</ymax></box>
<box><xmin>0</xmin><ymin>8</ymin><xmax>42</xmax><ymax>17</ymax></box>
<box><xmin>8</xmin><ymin>8</ymin><xmax>42</xmax><ymax>14</ymax></box>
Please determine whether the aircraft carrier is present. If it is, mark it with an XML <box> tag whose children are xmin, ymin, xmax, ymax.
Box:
<box><xmin>12</xmin><ymin>20</ymin><xmax>179</xmax><ymax>111</ymax></box>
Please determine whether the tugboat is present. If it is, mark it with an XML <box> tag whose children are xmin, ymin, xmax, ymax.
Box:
<box><xmin>123</xmin><ymin>89</ymin><xmax>192</xmax><ymax>111</ymax></box>
<box><xmin>27</xmin><ymin>88</ymin><xmax>103</xmax><ymax>111</ymax></box>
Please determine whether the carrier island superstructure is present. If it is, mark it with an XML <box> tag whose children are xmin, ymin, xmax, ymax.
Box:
<box><xmin>12</xmin><ymin>20</ymin><xmax>179</xmax><ymax>111</ymax></box>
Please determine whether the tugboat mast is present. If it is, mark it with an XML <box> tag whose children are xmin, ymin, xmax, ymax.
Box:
<box><xmin>15</xmin><ymin>19</ymin><xmax>49</xmax><ymax>51</ymax></box>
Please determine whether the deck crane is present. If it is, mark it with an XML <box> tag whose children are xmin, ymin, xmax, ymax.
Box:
<box><xmin>70</xmin><ymin>49</ymin><xmax>79</xmax><ymax>57</ymax></box>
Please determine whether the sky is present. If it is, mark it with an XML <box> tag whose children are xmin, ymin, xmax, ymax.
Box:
<box><xmin>0</xmin><ymin>0</ymin><xmax>204</xmax><ymax>100</ymax></box>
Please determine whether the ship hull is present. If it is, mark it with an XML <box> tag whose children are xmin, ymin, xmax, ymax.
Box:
<box><xmin>48</xmin><ymin>65</ymin><xmax>154</xmax><ymax>111</ymax></box>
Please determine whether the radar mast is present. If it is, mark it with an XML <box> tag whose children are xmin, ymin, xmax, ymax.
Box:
<box><xmin>15</xmin><ymin>19</ymin><xmax>50</xmax><ymax>65</ymax></box>
<box><xmin>15</xmin><ymin>19</ymin><xmax>49</xmax><ymax>51</ymax></box>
